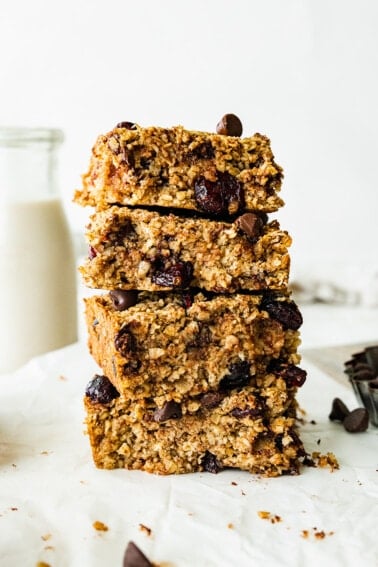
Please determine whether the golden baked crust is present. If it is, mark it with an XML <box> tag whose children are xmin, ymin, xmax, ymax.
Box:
<box><xmin>85</xmin><ymin>292</ymin><xmax>301</xmax><ymax>401</ymax></box>
<box><xmin>80</xmin><ymin>207</ymin><xmax>291</xmax><ymax>293</ymax></box>
<box><xmin>74</xmin><ymin>125</ymin><xmax>284</xmax><ymax>213</ymax></box>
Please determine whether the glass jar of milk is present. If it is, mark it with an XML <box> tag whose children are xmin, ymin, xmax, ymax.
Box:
<box><xmin>0</xmin><ymin>128</ymin><xmax>77</xmax><ymax>374</ymax></box>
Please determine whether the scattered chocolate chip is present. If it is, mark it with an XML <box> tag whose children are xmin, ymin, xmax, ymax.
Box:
<box><xmin>202</xmin><ymin>451</ymin><xmax>223</xmax><ymax>473</ymax></box>
<box><xmin>235</xmin><ymin>212</ymin><xmax>264</xmax><ymax>240</ymax></box>
<box><xmin>219</xmin><ymin>360</ymin><xmax>251</xmax><ymax>391</ymax></box>
<box><xmin>123</xmin><ymin>541</ymin><xmax>152</xmax><ymax>567</ymax></box>
<box><xmin>275</xmin><ymin>364</ymin><xmax>307</xmax><ymax>388</ymax></box>
<box><xmin>216</xmin><ymin>114</ymin><xmax>243</xmax><ymax>137</ymax></box>
<box><xmin>329</xmin><ymin>398</ymin><xmax>350</xmax><ymax>422</ymax></box>
<box><xmin>88</xmin><ymin>245</ymin><xmax>97</xmax><ymax>260</ymax></box>
<box><xmin>116</xmin><ymin>121</ymin><xmax>137</xmax><ymax>130</ymax></box>
<box><xmin>343</xmin><ymin>408</ymin><xmax>369</xmax><ymax>433</ymax></box>
<box><xmin>152</xmin><ymin>260</ymin><xmax>193</xmax><ymax>288</ymax></box>
<box><xmin>153</xmin><ymin>401</ymin><xmax>182</xmax><ymax>422</ymax></box>
<box><xmin>115</xmin><ymin>326</ymin><xmax>137</xmax><ymax>356</ymax></box>
<box><xmin>109</xmin><ymin>290</ymin><xmax>138</xmax><ymax>311</ymax></box>
<box><xmin>194</xmin><ymin>171</ymin><xmax>244</xmax><ymax>216</ymax></box>
<box><xmin>261</xmin><ymin>296</ymin><xmax>303</xmax><ymax>330</ymax></box>
<box><xmin>85</xmin><ymin>375</ymin><xmax>120</xmax><ymax>404</ymax></box>
<box><xmin>200</xmin><ymin>391</ymin><xmax>224</xmax><ymax>409</ymax></box>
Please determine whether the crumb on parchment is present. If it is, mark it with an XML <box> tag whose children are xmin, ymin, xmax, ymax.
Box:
<box><xmin>257</xmin><ymin>511</ymin><xmax>282</xmax><ymax>524</ymax></box>
<box><xmin>139</xmin><ymin>523</ymin><xmax>152</xmax><ymax>536</ymax></box>
<box><xmin>93</xmin><ymin>520</ymin><xmax>108</xmax><ymax>532</ymax></box>
<box><xmin>311</xmin><ymin>451</ymin><xmax>339</xmax><ymax>471</ymax></box>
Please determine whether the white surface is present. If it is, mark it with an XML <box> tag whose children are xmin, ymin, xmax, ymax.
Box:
<box><xmin>0</xmin><ymin>305</ymin><xmax>377</xmax><ymax>567</ymax></box>
<box><xmin>1</xmin><ymin>0</ymin><xmax>378</xmax><ymax>282</ymax></box>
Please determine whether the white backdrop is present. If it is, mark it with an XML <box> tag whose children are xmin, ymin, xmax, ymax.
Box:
<box><xmin>1</xmin><ymin>0</ymin><xmax>378</xmax><ymax>289</ymax></box>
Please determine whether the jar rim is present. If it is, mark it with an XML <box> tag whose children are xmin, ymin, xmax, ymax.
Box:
<box><xmin>0</xmin><ymin>127</ymin><xmax>64</xmax><ymax>146</ymax></box>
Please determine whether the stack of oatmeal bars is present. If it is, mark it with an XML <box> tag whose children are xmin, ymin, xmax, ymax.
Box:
<box><xmin>75</xmin><ymin>114</ymin><xmax>307</xmax><ymax>476</ymax></box>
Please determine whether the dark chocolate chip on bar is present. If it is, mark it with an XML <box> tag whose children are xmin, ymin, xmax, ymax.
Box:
<box><xmin>235</xmin><ymin>212</ymin><xmax>264</xmax><ymax>240</ymax></box>
<box><xmin>109</xmin><ymin>290</ymin><xmax>139</xmax><ymax>311</ymax></box>
<box><xmin>153</xmin><ymin>401</ymin><xmax>182</xmax><ymax>422</ymax></box>
<box><xmin>216</xmin><ymin>113</ymin><xmax>243</xmax><ymax>137</ymax></box>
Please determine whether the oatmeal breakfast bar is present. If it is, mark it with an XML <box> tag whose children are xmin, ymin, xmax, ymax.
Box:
<box><xmin>84</xmin><ymin>373</ymin><xmax>306</xmax><ymax>476</ymax></box>
<box><xmin>81</xmin><ymin>207</ymin><xmax>291</xmax><ymax>293</ymax></box>
<box><xmin>74</xmin><ymin>124</ymin><xmax>284</xmax><ymax>214</ymax></box>
<box><xmin>85</xmin><ymin>291</ymin><xmax>303</xmax><ymax>401</ymax></box>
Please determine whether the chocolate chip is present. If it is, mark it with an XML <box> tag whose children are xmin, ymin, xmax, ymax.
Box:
<box><xmin>194</xmin><ymin>171</ymin><xmax>244</xmax><ymax>216</ymax></box>
<box><xmin>109</xmin><ymin>290</ymin><xmax>138</xmax><ymax>311</ymax></box>
<box><xmin>343</xmin><ymin>408</ymin><xmax>369</xmax><ymax>432</ymax></box>
<box><xmin>153</xmin><ymin>401</ymin><xmax>182</xmax><ymax>422</ymax></box>
<box><xmin>116</xmin><ymin>121</ymin><xmax>137</xmax><ymax>130</ymax></box>
<box><xmin>216</xmin><ymin>114</ymin><xmax>243</xmax><ymax>137</ymax></box>
<box><xmin>369</xmin><ymin>378</ymin><xmax>378</xmax><ymax>389</ymax></box>
<box><xmin>202</xmin><ymin>451</ymin><xmax>223</xmax><ymax>473</ymax></box>
<box><xmin>123</xmin><ymin>541</ymin><xmax>152</xmax><ymax>567</ymax></box>
<box><xmin>275</xmin><ymin>364</ymin><xmax>307</xmax><ymax>388</ymax></box>
<box><xmin>200</xmin><ymin>391</ymin><xmax>224</xmax><ymax>409</ymax></box>
<box><xmin>115</xmin><ymin>326</ymin><xmax>137</xmax><ymax>356</ymax></box>
<box><xmin>85</xmin><ymin>375</ymin><xmax>120</xmax><ymax>404</ymax></box>
<box><xmin>329</xmin><ymin>397</ymin><xmax>350</xmax><ymax>422</ymax></box>
<box><xmin>235</xmin><ymin>213</ymin><xmax>264</xmax><ymax>240</ymax></box>
<box><xmin>219</xmin><ymin>360</ymin><xmax>251</xmax><ymax>391</ymax></box>
<box><xmin>261</xmin><ymin>295</ymin><xmax>303</xmax><ymax>331</ymax></box>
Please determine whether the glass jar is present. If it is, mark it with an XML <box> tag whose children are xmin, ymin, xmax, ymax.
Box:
<box><xmin>0</xmin><ymin>127</ymin><xmax>77</xmax><ymax>373</ymax></box>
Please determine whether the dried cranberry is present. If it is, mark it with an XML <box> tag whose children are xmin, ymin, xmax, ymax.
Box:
<box><xmin>261</xmin><ymin>295</ymin><xmax>303</xmax><ymax>330</ymax></box>
<box><xmin>219</xmin><ymin>360</ymin><xmax>251</xmax><ymax>391</ymax></box>
<box><xmin>152</xmin><ymin>260</ymin><xmax>193</xmax><ymax>288</ymax></box>
<box><xmin>88</xmin><ymin>245</ymin><xmax>97</xmax><ymax>259</ymax></box>
<box><xmin>194</xmin><ymin>171</ymin><xmax>244</xmax><ymax>216</ymax></box>
<box><xmin>276</xmin><ymin>364</ymin><xmax>307</xmax><ymax>388</ymax></box>
<box><xmin>85</xmin><ymin>375</ymin><xmax>120</xmax><ymax>404</ymax></box>
<box><xmin>202</xmin><ymin>451</ymin><xmax>223</xmax><ymax>474</ymax></box>
<box><xmin>114</xmin><ymin>326</ymin><xmax>137</xmax><ymax>356</ymax></box>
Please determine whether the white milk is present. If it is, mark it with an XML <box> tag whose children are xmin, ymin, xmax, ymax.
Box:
<box><xmin>0</xmin><ymin>198</ymin><xmax>77</xmax><ymax>373</ymax></box>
